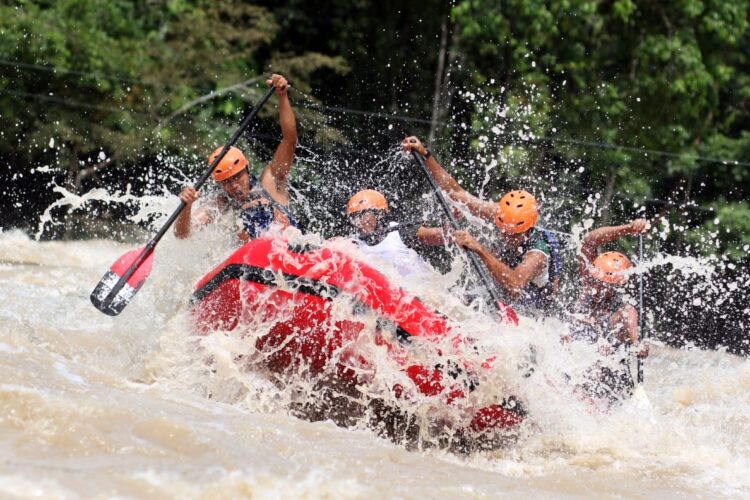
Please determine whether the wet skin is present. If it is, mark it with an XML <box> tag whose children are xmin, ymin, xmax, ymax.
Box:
<box><xmin>350</xmin><ymin>211</ymin><xmax>379</xmax><ymax>239</ymax></box>
<box><xmin>219</xmin><ymin>170</ymin><xmax>252</xmax><ymax>204</ymax></box>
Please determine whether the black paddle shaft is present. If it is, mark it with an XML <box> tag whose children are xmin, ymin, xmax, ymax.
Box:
<box><xmin>410</xmin><ymin>150</ymin><xmax>506</xmax><ymax>308</ymax></box>
<box><xmin>102</xmin><ymin>85</ymin><xmax>276</xmax><ymax>306</ymax></box>
<box><xmin>637</xmin><ymin>234</ymin><xmax>645</xmax><ymax>384</ymax></box>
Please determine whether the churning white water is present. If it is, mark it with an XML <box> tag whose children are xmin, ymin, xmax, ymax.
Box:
<box><xmin>1</xmin><ymin>227</ymin><xmax>749</xmax><ymax>498</ymax></box>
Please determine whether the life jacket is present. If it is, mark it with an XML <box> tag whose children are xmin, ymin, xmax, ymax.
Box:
<box><xmin>355</xmin><ymin>225</ymin><xmax>438</xmax><ymax>296</ymax></box>
<box><xmin>486</xmin><ymin>227</ymin><xmax>562</xmax><ymax>312</ymax></box>
<box><xmin>569</xmin><ymin>292</ymin><xmax>627</xmax><ymax>347</ymax></box>
<box><xmin>539</xmin><ymin>228</ymin><xmax>562</xmax><ymax>294</ymax></box>
<box><xmin>222</xmin><ymin>175</ymin><xmax>299</xmax><ymax>239</ymax></box>
<box><xmin>570</xmin><ymin>291</ymin><xmax>635</xmax><ymax>402</ymax></box>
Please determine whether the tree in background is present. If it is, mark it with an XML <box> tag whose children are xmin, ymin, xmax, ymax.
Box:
<box><xmin>1</xmin><ymin>0</ymin><xmax>748</xmax><ymax>258</ymax></box>
<box><xmin>0</xmin><ymin>0</ymin><xmax>347</xmax><ymax>235</ymax></box>
<box><xmin>450</xmin><ymin>0</ymin><xmax>750</xmax><ymax>257</ymax></box>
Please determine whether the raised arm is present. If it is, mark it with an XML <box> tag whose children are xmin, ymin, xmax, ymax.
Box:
<box><xmin>580</xmin><ymin>219</ymin><xmax>648</xmax><ymax>264</ymax></box>
<box><xmin>401</xmin><ymin>136</ymin><xmax>497</xmax><ymax>221</ymax></box>
<box><xmin>260</xmin><ymin>74</ymin><xmax>297</xmax><ymax>204</ymax></box>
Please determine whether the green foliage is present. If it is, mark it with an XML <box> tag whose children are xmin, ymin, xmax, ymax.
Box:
<box><xmin>1</xmin><ymin>0</ymin><xmax>748</xmax><ymax>259</ymax></box>
<box><xmin>450</xmin><ymin>0</ymin><xmax>750</xmax><ymax>257</ymax></box>
<box><xmin>685</xmin><ymin>200</ymin><xmax>750</xmax><ymax>259</ymax></box>
<box><xmin>0</xmin><ymin>0</ymin><xmax>347</xmax><ymax>188</ymax></box>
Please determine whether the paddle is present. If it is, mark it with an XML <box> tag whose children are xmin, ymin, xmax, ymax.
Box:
<box><xmin>410</xmin><ymin>150</ymin><xmax>518</xmax><ymax>324</ymax></box>
<box><xmin>637</xmin><ymin>234</ymin><xmax>645</xmax><ymax>384</ymax></box>
<box><xmin>90</xmin><ymin>84</ymin><xmax>276</xmax><ymax>316</ymax></box>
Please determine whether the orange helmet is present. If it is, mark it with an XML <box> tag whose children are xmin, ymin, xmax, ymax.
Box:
<box><xmin>209</xmin><ymin>146</ymin><xmax>248</xmax><ymax>182</ymax></box>
<box><xmin>591</xmin><ymin>251</ymin><xmax>632</xmax><ymax>284</ymax></box>
<box><xmin>347</xmin><ymin>189</ymin><xmax>388</xmax><ymax>214</ymax></box>
<box><xmin>495</xmin><ymin>190</ymin><xmax>538</xmax><ymax>234</ymax></box>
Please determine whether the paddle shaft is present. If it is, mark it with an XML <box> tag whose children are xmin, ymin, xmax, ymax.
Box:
<box><xmin>410</xmin><ymin>151</ymin><xmax>506</xmax><ymax>307</ymax></box>
<box><xmin>103</xmin><ymin>85</ymin><xmax>276</xmax><ymax>304</ymax></box>
<box><xmin>637</xmin><ymin>234</ymin><xmax>645</xmax><ymax>384</ymax></box>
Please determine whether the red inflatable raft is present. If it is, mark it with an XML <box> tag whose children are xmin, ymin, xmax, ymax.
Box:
<box><xmin>191</xmin><ymin>237</ymin><xmax>525</xmax><ymax>435</ymax></box>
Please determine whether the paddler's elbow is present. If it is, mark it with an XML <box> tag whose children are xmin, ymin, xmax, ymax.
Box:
<box><xmin>503</xmin><ymin>274</ymin><xmax>533</xmax><ymax>298</ymax></box>
<box><xmin>500</xmin><ymin>279</ymin><xmax>523</xmax><ymax>299</ymax></box>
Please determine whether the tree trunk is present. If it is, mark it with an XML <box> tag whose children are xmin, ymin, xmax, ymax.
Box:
<box><xmin>428</xmin><ymin>17</ymin><xmax>449</xmax><ymax>145</ymax></box>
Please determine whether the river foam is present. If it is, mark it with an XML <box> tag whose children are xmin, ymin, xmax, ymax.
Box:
<box><xmin>1</xmin><ymin>231</ymin><xmax>748</xmax><ymax>497</ymax></box>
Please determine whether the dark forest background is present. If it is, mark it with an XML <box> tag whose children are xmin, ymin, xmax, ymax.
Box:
<box><xmin>0</xmin><ymin>0</ymin><xmax>748</xmax><ymax>354</ymax></box>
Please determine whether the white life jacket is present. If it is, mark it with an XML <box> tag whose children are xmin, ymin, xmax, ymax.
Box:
<box><xmin>356</xmin><ymin>229</ymin><xmax>436</xmax><ymax>294</ymax></box>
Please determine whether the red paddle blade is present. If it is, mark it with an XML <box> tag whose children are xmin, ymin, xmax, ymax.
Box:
<box><xmin>496</xmin><ymin>302</ymin><xmax>519</xmax><ymax>325</ymax></box>
<box><xmin>90</xmin><ymin>246</ymin><xmax>154</xmax><ymax>316</ymax></box>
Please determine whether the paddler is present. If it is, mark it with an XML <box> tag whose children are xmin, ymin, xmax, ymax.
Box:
<box><xmin>346</xmin><ymin>189</ymin><xmax>445</xmax><ymax>288</ymax></box>
<box><xmin>175</xmin><ymin>74</ymin><xmax>299</xmax><ymax>241</ymax></box>
<box><xmin>346</xmin><ymin>189</ymin><xmax>530</xmax><ymax>429</ymax></box>
<box><xmin>401</xmin><ymin>136</ymin><xmax>561</xmax><ymax>313</ymax></box>
<box><xmin>567</xmin><ymin>219</ymin><xmax>650</xmax><ymax>401</ymax></box>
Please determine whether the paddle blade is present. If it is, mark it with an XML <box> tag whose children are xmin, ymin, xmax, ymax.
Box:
<box><xmin>496</xmin><ymin>301</ymin><xmax>519</xmax><ymax>325</ymax></box>
<box><xmin>90</xmin><ymin>247</ymin><xmax>154</xmax><ymax>316</ymax></box>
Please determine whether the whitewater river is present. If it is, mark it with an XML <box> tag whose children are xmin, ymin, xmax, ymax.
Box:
<box><xmin>1</xmin><ymin>229</ymin><xmax>749</xmax><ymax>498</ymax></box>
